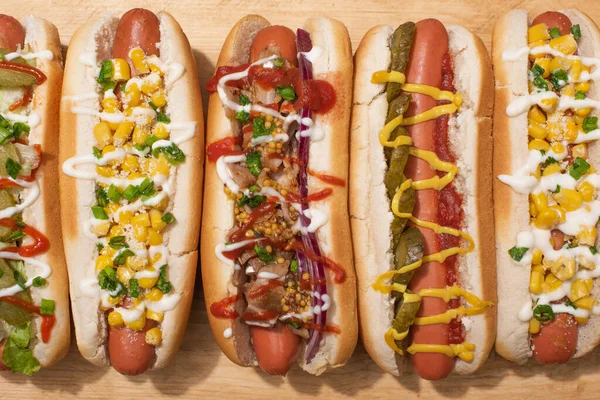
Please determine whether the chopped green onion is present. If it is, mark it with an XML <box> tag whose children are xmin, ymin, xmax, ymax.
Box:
<box><xmin>108</xmin><ymin>236</ymin><xmax>129</xmax><ymax>250</ymax></box>
<box><xmin>40</xmin><ymin>299</ymin><xmax>55</xmax><ymax>316</ymax></box>
<box><xmin>91</xmin><ymin>205</ymin><xmax>108</xmax><ymax>220</ymax></box>
<box><xmin>93</xmin><ymin>146</ymin><xmax>102</xmax><ymax>159</ymax></box>
<box><xmin>549</xmin><ymin>27</ymin><xmax>561</xmax><ymax>38</ymax></box>
<box><xmin>32</xmin><ymin>276</ymin><xmax>46</xmax><ymax>287</ymax></box>
<box><xmin>508</xmin><ymin>246</ymin><xmax>529</xmax><ymax>262</ymax></box>
<box><xmin>129</xmin><ymin>278</ymin><xmax>141</xmax><ymax>298</ymax></box>
<box><xmin>571</xmin><ymin>24</ymin><xmax>581</xmax><ymax>40</ymax></box>
<box><xmin>276</xmin><ymin>86</ymin><xmax>296</xmax><ymax>101</ymax></box>
<box><xmin>5</xmin><ymin>158</ymin><xmax>21</xmax><ymax>180</ymax></box>
<box><xmin>161</xmin><ymin>212</ymin><xmax>176</xmax><ymax>224</ymax></box>
<box><xmin>533</xmin><ymin>304</ymin><xmax>555</xmax><ymax>322</ymax></box>
<box><xmin>582</xmin><ymin>116</ymin><xmax>598</xmax><ymax>133</ymax></box>
<box><xmin>569</xmin><ymin>157</ymin><xmax>591</xmax><ymax>180</ymax></box>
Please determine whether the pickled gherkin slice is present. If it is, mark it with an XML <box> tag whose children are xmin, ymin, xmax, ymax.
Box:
<box><xmin>386</xmin><ymin>21</ymin><xmax>415</xmax><ymax>103</ymax></box>
<box><xmin>393</xmin><ymin>226</ymin><xmax>424</xmax><ymax>294</ymax></box>
<box><xmin>384</xmin><ymin>93</ymin><xmax>411</xmax><ymax>163</ymax></box>
<box><xmin>392</xmin><ymin>293</ymin><xmax>421</xmax><ymax>353</ymax></box>
<box><xmin>0</xmin><ymin>189</ymin><xmax>16</xmax><ymax>240</ymax></box>
<box><xmin>0</xmin><ymin>259</ymin><xmax>32</xmax><ymax>327</ymax></box>
<box><xmin>0</xmin><ymin>143</ymin><xmax>19</xmax><ymax>176</ymax></box>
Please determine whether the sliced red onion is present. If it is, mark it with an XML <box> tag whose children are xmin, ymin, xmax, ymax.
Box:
<box><xmin>295</xmin><ymin>28</ymin><xmax>327</xmax><ymax>363</ymax></box>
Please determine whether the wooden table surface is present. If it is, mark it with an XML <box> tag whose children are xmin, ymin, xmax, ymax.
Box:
<box><xmin>2</xmin><ymin>0</ymin><xmax>600</xmax><ymax>398</ymax></box>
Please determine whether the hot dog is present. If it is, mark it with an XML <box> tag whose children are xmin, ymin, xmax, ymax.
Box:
<box><xmin>59</xmin><ymin>8</ymin><xmax>203</xmax><ymax>375</ymax></box>
<box><xmin>494</xmin><ymin>9</ymin><xmax>600</xmax><ymax>365</ymax></box>
<box><xmin>202</xmin><ymin>15</ymin><xmax>357</xmax><ymax>376</ymax></box>
<box><xmin>0</xmin><ymin>15</ymin><xmax>70</xmax><ymax>376</ymax></box>
<box><xmin>351</xmin><ymin>20</ymin><xmax>495</xmax><ymax>379</ymax></box>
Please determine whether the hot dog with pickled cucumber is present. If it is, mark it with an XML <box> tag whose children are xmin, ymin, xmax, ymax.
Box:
<box><xmin>351</xmin><ymin>20</ymin><xmax>495</xmax><ymax>380</ymax></box>
<box><xmin>494</xmin><ymin>9</ymin><xmax>600</xmax><ymax>365</ymax></box>
<box><xmin>202</xmin><ymin>15</ymin><xmax>357</xmax><ymax>376</ymax></box>
<box><xmin>0</xmin><ymin>15</ymin><xmax>69</xmax><ymax>375</ymax></box>
<box><xmin>59</xmin><ymin>8</ymin><xmax>203</xmax><ymax>375</ymax></box>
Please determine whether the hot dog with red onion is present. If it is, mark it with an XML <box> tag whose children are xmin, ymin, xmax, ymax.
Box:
<box><xmin>59</xmin><ymin>8</ymin><xmax>203</xmax><ymax>375</ymax></box>
<box><xmin>494</xmin><ymin>9</ymin><xmax>600</xmax><ymax>365</ymax></box>
<box><xmin>202</xmin><ymin>15</ymin><xmax>357</xmax><ymax>376</ymax></box>
<box><xmin>351</xmin><ymin>20</ymin><xmax>495</xmax><ymax>379</ymax></box>
<box><xmin>0</xmin><ymin>15</ymin><xmax>70</xmax><ymax>375</ymax></box>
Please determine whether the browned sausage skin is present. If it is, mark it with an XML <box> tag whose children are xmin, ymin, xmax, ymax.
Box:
<box><xmin>113</xmin><ymin>8</ymin><xmax>160</xmax><ymax>70</ymax></box>
<box><xmin>108</xmin><ymin>320</ymin><xmax>157</xmax><ymax>375</ymax></box>
<box><xmin>0</xmin><ymin>15</ymin><xmax>25</xmax><ymax>52</ymax></box>
<box><xmin>531</xmin><ymin>12</ymin><xmax>573</xmax><ymax>36</ymax></box>
<box><xmin>404</xmin><ymin>19</ymin><xmax>454</xmax><ymax>381</ymax></box>
<box><xmin>105</xmin><ymin>8</ymin><xmax>161</xmax><ymax>376</ymax></box>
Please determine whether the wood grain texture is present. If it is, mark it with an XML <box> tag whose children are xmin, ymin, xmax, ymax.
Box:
<box><xmin>2</xmin><ymin>0</ymin><xmax>600</xmax><ymax>398</ymax></box>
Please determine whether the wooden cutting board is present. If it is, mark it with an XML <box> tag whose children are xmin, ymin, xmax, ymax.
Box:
<box><xmin>2</xmin><ymin>0</ymin><xmax>600</xmax><ymax>398</ymax></box>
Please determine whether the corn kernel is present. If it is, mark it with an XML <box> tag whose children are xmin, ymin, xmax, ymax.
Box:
<box><xmin>529</xmin><ymin>269</ymin><xmax>544</xmax><ymax>295</ymax></box>
<box><xmin>122</xmin><ymin>154</ymin><xmax>139</xmax><ymax>173</ymax></box>
<box><xmin>542</xmin><ymin>273</ymin><xmax>563</xmax><ymax>292</ymax></box>
<box><xmin>540</xmin><ymin>97</ymin><xmax>558</xmax><ymax>112</ymax></box>
<box><xmin>132</xmin><ymin>213</ymin><xmax>151</xmax><ymax>228</ymax></box>
<box><xmin>154</xmin><ymin>195</ymin><xmax>169</xmax><ymax>211</ymax></box>
<box><xmin>105</xmin><ymin>295</ymin><xmax>122</xmax><ymax>306</ymax></box>
<box><xmin>151</xmin><ymin>90</ymin><xmax>167</xmax><ymax>108</ymax></box>
<box><xmin>139</xmin><ymin>275</ymin><xmax>159</xmax><ymax>289</ymax></box>
<box><xmin>570</xmin><ymin>279</ymin><xmax>591</xmax><ymax>302</ymax></box>
<box><xmin>124</xmin><ymin>83</ymin><xmax>141</xmax><ymax>109</ymax></box>
<box><xmin>575</xmin><ymin>107</ymin><xmax>591</xmax><ymax>118</ymax></box>
<box><xmin>91</xmin><ymin>220</ymin><xmax>110</xmax><ymax>236</ymax></box>
<box><xmin>553</xmin><ymin>188</ymin><xmax>583</xmax><ymax>211</ymax></box>
<box><xmin>125</xmin><ymin>315</ymin><xmax>147</xmax><ymax>331</ymax></box>
<box><xmin>578</xmin><ymin>181</ymin><xmax>594</xmax><ymax>202</ymax></box>
<box><xmin>130</xmin><ymin>48</ymin><xmax>149</xmax><ymax>74</ymax></box>
<box><xmin>543</xmin><ymin>163</ymin><xmax>561</xmax><ymax>176</ymax></box>
<box><xmin>576</xmin><ymin>316</ymin><xmax>589</xmax><ymax>325</ymax></box>
<box><xmin>532</xmin><ymin>165</ymin><xmax>541</xmax><ymax>180</ymax></box>
<box><xmin>154</xmin><ymin>124</ymin><xmax>170</xmax><ymax>139</ymax></box>
<box><xmin>95</xmin><ymin>255</ymin><xmax>113</xmax><ymax>272</ymax></box>
<box><xmin>544</xmin><ymin>256</ymin><xmax>576</xmax><ymax>281</ymax></box>
<box><xmin>570</xmin><ymin>59</ymin><xmax>582</xmax><ymax>81</ymax></box>
<box><xmin>133</xmin><ymin>226</ymin><xmax>149</xmax><ymax>242</ymax></box>
<box><xmin>528</xmin><ymin>23</ymin><xmax>550</xmax><ymax>44</ymax></box>
<box><xmin>116</xmin><ymin>266</ymin><xmax>134</xmax><ymax>283</ymax></box>
<box><xmin>108</xmin><ymin>311</ymin><xmax>124</xmax><ymax>327</ymax></box>
<box><xmin>109</xmin><ymin>226</ymin><xmax>125</xmax><ymax>239</ymax></box>
<box><xmin>534</xmin><ymin>58</ymin><xmax>551</xmax><ymax>78</ymax></box>
<box><xmin>529</xmin><ymin>105</ymin><xmax>547</xmax><ymax>123</ymax></box>
<box><xmin>528</xmin><ymin>121</ymin><xmax>548</xmax><ymax>140</ymax></box>
<box><xmin>146</xmin><ymin>309</ymin><xmax>164</xmax><ymax>323</ymax></box>
<box><xmin>126</xmin><ymin>255</ymin><xmax>146</xmax><ymax>272</ymax></box>
<box><xmin>530</xmin><ymin>193</ymin><xmax>549</xmax><ymax>214</ymax></box>
<box><xmin>94</xmin><ymin>122</ymin><xmax>113</xmax><ymax>148</ymax></box>
<box><xmin>577</xmin><ymin>226</ymin><xmax>597</xmax><ymax>246</ymax></box>
<box><xmin>142</xmin><ymin>73</ymin><xmax>162</xmax><ymax>95</ymax></box>
<box><xmin>575</xmin><ymin>81</ymin><xmax>591</xmax><ymax>93</ymax></box>
<box><xmin>549</xmin><ymin>34</ymin><xmax>578</xmax><ymax>55</ymax></box>
<box><xmin>550</xmin><ymin>205</ymin><xmax>566</xmax><ymax>223</ymax></box>
<box><xmin>548</xmin><ymin>56</ymin><xmax>572</xmax><ymax>73</ymax></box>
<box><xmin>550</xmin><ymin>142</ymin><xmax>564</xmax><ymax>155</ymax></box>
<box><xmin>155</xmin><ymin>154</ymin><xmax>171</xmax><ymax>176</ymax></box>
<box><xmin>574</xmin><ymin>296</ymin><xmax>596</xmax><ymax>311</ymax></box>
<box><xmin>149</xmin><ymin>209</ymin><xmax>167</xmax><ymax>232</ymax></box>
<box><xmin>532</xmin><ymin>249</ymin><xmax>543</xmax><ymax>265</ymax></box>
<box><xmin>110</xmin><ymin>58</ymin><xmax>131</xmax><ymax>81</ymax></box>
<box><xmin>102</xmin><ymin>97</ymin><xmax>120</xmax><ymax>113</ymax></box>
<box><xmin>562</xmin><ymin>84</ymin><xmax>576</xmax><ymax>97</ymax></box>
<box><xmin>113</xmin><ymin>121</ymin><xmax>135</xmax><ymax>147</ymax></box>
<box><xmin>147</xmin><ymin>228</ymin><xmax>163</xmax><ymax>246</ymax></box>
<box><xmin>132</xmin><ymin>126</ymin><xmax>149</xmax><ymax>146</ymax></box>
<box><xmin>145</xmin><ymin>327</ymin><xmax>162</xmax><ymax>346</ymax></box>
<box><xmin>565</xmin><ymin>117</ymin><xmax>579</xmax><ymax>142</ymax></box>
<box><xmin>101</xmin><ymin>145</ymin><xmax>117</xmax><ymax>156</ymax></box>
<box><xmin>146</xmin><ymin>288</ymin><xmax>163</xmax><ymax>302</ymax></box>
<box><xmin>529</xmin><ymin>318</ymin><xmax>541</xmax><ymax>334</ymax></box>
<box><xmin>535</xmin><ymin>207</ymin><xmax>560</xmax><ymax>230</ymax></box>
<box><xmin>528</xmin><ymin>139</ymin><xmax>550</xmax><ymax>152</ymax></box>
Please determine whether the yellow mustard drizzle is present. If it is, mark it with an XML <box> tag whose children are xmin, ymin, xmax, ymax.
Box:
<box><xmin>371</xmin><ymin>69</ymin><xmax>487</xmax><ymax>360</ymax></box>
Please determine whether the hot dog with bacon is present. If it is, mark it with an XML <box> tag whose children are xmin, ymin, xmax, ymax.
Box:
<box><xmin>202</xmin><ymin>15</ymin><xmax>357</xmax><ymax>375</ymax></box>
<box><xmin>59</xmin><ymin>9</ymin><xmax>203</xmax><ymax>375</ymax></box>
<box><xmin>494</xmin><ymin>9</ymin><xmax>600</xmax><ymax>365</ymax></box>
<box><xmin>351</xmin><ymin>20</ymin><xmax>495</xmax><ymax>380</ymax></box>
<box><xmin>0</xmin><ymin>15</ymin><xmax>69</xmax><ymax>375</ymax></box>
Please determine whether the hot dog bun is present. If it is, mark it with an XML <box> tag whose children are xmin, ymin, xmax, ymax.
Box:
<box><xmin>493</xmin><ymin>9</ymin><xmax>600</xmax><ymax>364</ymax></box>
<box><xmin>201</xmin><ymin>15</ymin><xmax>357</xmax><ymax>375</ymax></box>
<box><xmin>59</xmin><ymin>11</ymin><xmax>203</xmax><ymax>370</ymax></box>
<box><xmin>2</xmin><ymin>15</ymin><xmax>70</xmax><ymax>369</ymax></box>
<box><xmin>351</xmin><ymin>23</ymin><xmax>495</xmax><ymax>376</ymax></box>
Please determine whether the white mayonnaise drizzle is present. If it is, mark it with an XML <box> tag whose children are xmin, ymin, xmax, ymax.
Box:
<box><xmin>4</xmin><ymin>49</ymin><xmax>54</xmax><ymax>62</ymax></box>
<box><xmin>0</xmin><ymin>252</ymin><xmax>52</xmax><ymax>297</ymax></box>
<box><xmin>0</xmin><ymin>179</ymin><xmax>40</xmax><ymax>219</ymax></box>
